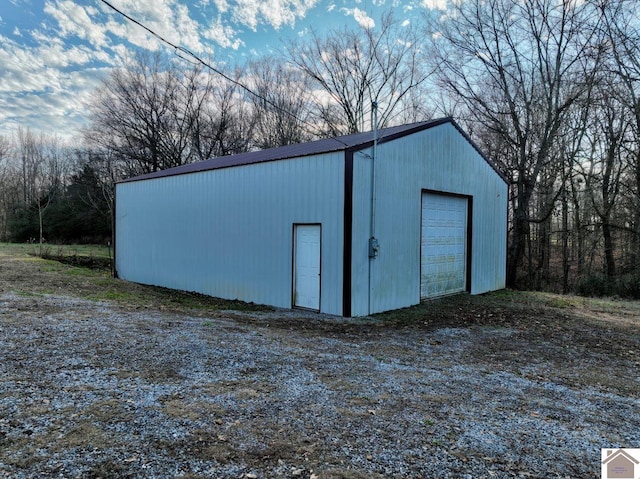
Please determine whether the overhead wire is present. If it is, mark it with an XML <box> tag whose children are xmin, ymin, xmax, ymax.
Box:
<box><xmin>98</xmin><ymin>0</ymin><xmax>358</xmax><ymax>149</ymax></box>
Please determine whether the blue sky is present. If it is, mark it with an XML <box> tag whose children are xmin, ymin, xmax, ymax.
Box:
<box><xmin>0</xmin><ymin>0</ymin><xmax>443</xmax><ymax>139</ymax></box>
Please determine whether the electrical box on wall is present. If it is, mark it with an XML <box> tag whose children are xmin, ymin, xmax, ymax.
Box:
<box><xmin>369</xmin><ymin>237</ymin><xmax>379</xmax><ymax>258</ymax></box>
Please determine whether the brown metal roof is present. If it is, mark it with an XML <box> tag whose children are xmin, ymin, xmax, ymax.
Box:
<box><xmin>118</xmin><ymin>117</ymin><xmax>508</xmax><ymax>184</ymax></box>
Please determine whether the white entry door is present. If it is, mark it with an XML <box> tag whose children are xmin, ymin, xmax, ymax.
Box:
<box><xmin>421</xmin><ymin>193</ymin><xmax>468</xmax><ymax>299</ymax></box>
<box><xmin>293</xmin><ymin>224</ymin><xmax>321</xmax><ymax>310</ymax></box>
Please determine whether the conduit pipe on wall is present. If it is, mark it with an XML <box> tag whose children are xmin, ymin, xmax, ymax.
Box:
<box><xmin>368</xmin><ymin>101</ymin><xmax>379</xmax><ymax>315</ymax></box>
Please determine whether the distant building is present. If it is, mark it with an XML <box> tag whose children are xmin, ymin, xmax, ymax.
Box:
<box><xmin>115</xmin><ymin>118</ymin><xmax>507</xmax><ymax>316</ymax></box>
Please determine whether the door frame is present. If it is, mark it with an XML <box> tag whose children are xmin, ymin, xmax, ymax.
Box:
<box><xmin>291</xmin><ymin>223</ymin><xmax>322</xmax><ymax>311</ymax></box>
<box><xmin>419</xmin><ymin>189</ymin><xmax>473</xmax><ymax>300</ymax></box>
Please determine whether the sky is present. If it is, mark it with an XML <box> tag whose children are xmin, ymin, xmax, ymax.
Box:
<box><xmin>0</xmin><ymin>0</ymin><xmax>445</xmax><ymax>140</ymax></box>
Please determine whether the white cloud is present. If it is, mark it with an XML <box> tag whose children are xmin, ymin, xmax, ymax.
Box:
<box><xmin>103</xmin><ymin>17</ymin><xmax>162</xmax><ymax>51</ymax></box>
<box><xmin>44</xmin><ymin>0</ymin><xmax>109</xmax><ymax>48</ymax></box>
<box><xmin>175</xmin><ymin>3</ymin><xmax>207</xmax><ymax>53</ymax></box>
<box><xmin>47</xmin><ymin>0</ymin><xmax>320</xmax><ymax>55</ymax></box>
<box><xmin>204</xmin><ymin>16</ymin><xmax>244</xmax><ymax>49</ymax></box>
<box><xmin>231</xmin><ymin>0</ymin><xmax>319</xmax><ymax>31</ymax></box>
<box><xmin>0</xmin><ymin>32</ymin><xmax>110</xmax><ymax>138</ymax></box>
<box><xmin>97</xmin><ymin>0</ymin><xmax>208</xmax><ymax>53</ymax></box>
<box><xmin>213</xmin><ymin>0</ymin><xmax>230</xmax><ymax>12</ymax></box>
<box><xmin>112</xmin><ymin>0</ymin><xmax>175</xmax><ymax>26</ymax></box>
<box><xmin>421</xmin><ymin>0</ymin><xmax>448</xmax><ymax>10</ymax></box>
<box><xmin>0</xmin><ymin>0</ymin><xmax>327</xmax><ymax>138</ymax></box>
<box><xmin>341</xmin><ymin>7</ymin><xmax>375</xmax><ymax>29</ymax></box>
<box><xmin>0</xmin><ymin>70</ymin><xmax>108</xmax><ymax>139</ymax></box>
<box><xmin>0</xmin><ymin>35</ymin><xmax>50</xmax><ymax>94</ymax></box>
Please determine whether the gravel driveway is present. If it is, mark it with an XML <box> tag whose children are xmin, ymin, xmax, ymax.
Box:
<box><xmin>0</xmin><ymin>247</ymin><xmax>639</xmax><ymax>478</ymax></box>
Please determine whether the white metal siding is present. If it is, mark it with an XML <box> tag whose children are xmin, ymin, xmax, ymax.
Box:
<box><xmin>351</xmin><ymin>122</ymin><xmax>507</xmax><ymax>316</ymax></box>
<box><xmin>116</xmin><ymin>153</ymin><xmax>344</xmax><ymax>315</ymax></box>
<box><xmin>421</xmin><ymin>193</ymin><xmax>467</xmax><ymax>298</ymax></box>
<box><xmin>351</xmin><ymin>151</ymin><xmax>374</xmax><ymax>317</ymax></box>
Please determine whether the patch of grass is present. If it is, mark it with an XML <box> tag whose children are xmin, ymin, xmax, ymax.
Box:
<box><xmin>3</xmin><ymin>242</ymin><xmax>271</xmax><ymax>313</ymax></box>
<box><xmin>373</xmin><ymin>289</ymin><xmax>640</xmax><ymax>331</ymax></box>
<box><xmin>522</xmin><ymin>291</ymin><xmax>640</xmax><ymax>316</ymax></box>
<box><xmin>80</xmin><ymin>280</ymin><xmax>272</xmax><ymax>313</ymax></box>
<box><xmin>546</xmin><ymin>296</ymin><xmax>581</xmax><ymax>309</ymax></box>
<box><xmin>86</xmin><ymin>460</ymin><xmax>130</xmax><ymax>479</ymax></box>
<box><xmin>0</xmin><ymin>242</ymin><xmax>111</xmax><ymax>260</ymax></box>
<box><xmin>16</xmin><ymin>291</ymin><xmax>45</xmax><ymax>297</ymax></box>
<box><xmin>64</xmin><ymin>267</ymin><xmax>102</xmax><ymax>277</ymax></box>
<box><xmin>0</xmin><ymin>242</ymin><xmax>113</xmax><ymax>272</ymax></box>
<box><xmin>87</xmin><ymin>290</ymin><xmax>137</xmax><ymax>302</ymax></box>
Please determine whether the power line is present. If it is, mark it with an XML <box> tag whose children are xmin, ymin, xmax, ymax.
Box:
<box><xmin>98</xmin><ymin>0</ymin><xmax>352</xmax><ymax>147</ymax></box>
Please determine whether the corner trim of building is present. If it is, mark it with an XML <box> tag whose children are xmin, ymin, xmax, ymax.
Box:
<box><xmin>342</xmin><ymin>151</ymin><xmax>354</xmax><ymax>317</ymax></box>
<box><xmin>112</xmin><ymin>184</ymin><xmax>118</xmax><ymax>279</ymax></box>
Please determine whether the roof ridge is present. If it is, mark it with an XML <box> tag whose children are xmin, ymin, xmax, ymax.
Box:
<box><xmin>118</xmin><ymin>117</ymin><xmax>508</xmax><ymax>185</ymax></box>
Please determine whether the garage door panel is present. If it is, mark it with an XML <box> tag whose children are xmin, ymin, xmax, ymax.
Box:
<box><xmin>421</xmin><ymin>193</ymin><xmax>468</xmax><ymax>299</ymax></box>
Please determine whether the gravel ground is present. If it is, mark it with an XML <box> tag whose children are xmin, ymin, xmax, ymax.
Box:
<box><xmin>0</xmin><ymin>248</ymin><xmax>639</xmax><ymax>478</ymax></box>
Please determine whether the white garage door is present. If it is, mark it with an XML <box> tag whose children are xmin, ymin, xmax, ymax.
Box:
<box><xmin>421</xmin><ymin>193</ymin><xmax>468</xmax><ymax>299</ymax></box>
<box><xmin>293</xmin><ymin>224</ymin><xmax>321</xmax><ymax>310</ymax></box>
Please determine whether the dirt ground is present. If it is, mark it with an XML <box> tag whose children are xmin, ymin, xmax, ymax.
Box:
<box><xmin>0</xmin><ymin>245</ymin><xmax>639</xmax><ymax>478</ymax></box>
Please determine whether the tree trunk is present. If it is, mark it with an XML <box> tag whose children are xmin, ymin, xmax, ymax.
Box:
<box><xmin>602</xmin><ymin>216</ymin><xmax>616</xmax><ymax>277</ymax></box>
<box><xmin>38</xmin><ymin>201</ymin><xmax>44</xmax><ymax>257</ymax></box>
<box><xmin>632</xmin><ymin>153</ymin><xmax>640</xmax><ymax>271</ymax></box>
<box><xmin>562</xmin><ymin>183</ymin><xmax>570</xmax><ymax>293</ymax></box>
<box><xmin>507</xmin><ymin>204</ymin><xmax>529</xmax><ymax>288</ymax></box>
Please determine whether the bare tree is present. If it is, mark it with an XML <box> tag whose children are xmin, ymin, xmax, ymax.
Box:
<box><xmin>0</xmin><ymin>135</ymin><xmax>18</xmax><ymax>241</ymax></box>
<box><xmin>190</xmin><ymin>67</ymin><xmax>254</xmax><ymax>160</ymax></box>
<box><xmin>14</xmin><ymin>128</ymin><xmax>69</xmax><ymax>252</ymax></box>
<box><xmin>580</xmin><ymin>91</ymin><xmax>629</xmax><ymax>277</ymax></box>
<box><xmin>604</xmin><ymin>0</ymin><xmax>640</xmax><ymax>272</ymax></box>
<box><xmin>246</xmin><ymin>56</ymin><xmax>314</xmax><ymax>149</ymax></box>
<box><xmin>86</xmin><ymin>52</ymin><xmax>259</xmax><ymax>177</ymax></box>
<box><xmin>286</xmin><ymin>10</ymin><xmax>430</xmax><ymax>135</ymax></box>
<box><xmin>86</xmin><ymin>52</ymin><xmax>206</xmax><ymax>175</ymax></box>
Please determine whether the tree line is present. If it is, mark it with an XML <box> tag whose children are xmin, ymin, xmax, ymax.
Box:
<box><xmin>1</xmin><ymin>0</ymin><xmax>639</xmax><ymax>297</ymax></box>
